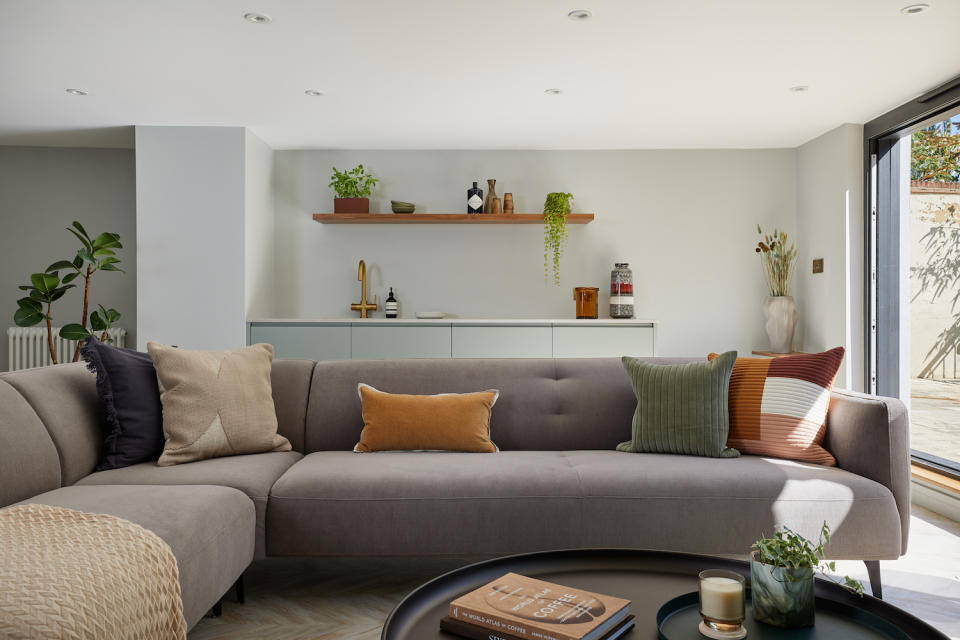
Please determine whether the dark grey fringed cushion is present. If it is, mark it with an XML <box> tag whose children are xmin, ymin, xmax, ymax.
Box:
<box><xmin>81</xmin><ymin>335</ymin><xmax>165</xmax><ymax>470</ymax></box>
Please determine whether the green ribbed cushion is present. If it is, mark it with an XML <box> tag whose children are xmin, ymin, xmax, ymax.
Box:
<box><xmin>616</xmin><ymin>352</ymin><xmax>740</xmax><ymax>458</ymax></box>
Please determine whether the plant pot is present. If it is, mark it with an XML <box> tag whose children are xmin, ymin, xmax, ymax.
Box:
<box><xmin>750</xmin><ymin>552</ymin><xmax>815</xmax><ymax>628</ymax></box>
<box><xmin>763</xmin><ymin>295</ymin><xmax>798</xmax><ymax>353</ymax></box>
<box><xmin>334</xmin><ymin>198</ymin><xmax>370</xmax><ymax>214</ymax></box>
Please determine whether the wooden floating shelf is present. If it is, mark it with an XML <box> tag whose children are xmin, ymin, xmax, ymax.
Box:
<box><xmin>313</xmin><ymin>213</ymin><xmax>595</xmax><ymax>224</ymax></box>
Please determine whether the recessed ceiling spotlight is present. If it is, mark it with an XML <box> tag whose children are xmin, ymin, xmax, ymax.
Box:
<box><xmin>567</xmin><ymin>9</ymin><xmax>592</xmax><ymax>20</ymax></box>
<box><xmin>65</xmin><ymin>88</ymin><xmax>88</xmax><ymax>96</ymax></box>
<box><xmin>244</xmin><ymin>12</ymin><xmax>271</xmax><ymax>23</ymax></box>
<box><xmin>900</xmin><ymin>3</ymin><xmax>930</xmax><ymax>14</ymax></box>
<box><xmin>544</xmin><ymin>88</ymin><xmax>563</xmax><ymax>95</ymax></box>
<box><xmin>788</xmin><ymin>85</ymin><xmax>809</xmax><ymax>93</ymax></box>
<box><xmin>304</xmin><ymin>89</ymin><xmax>324</xmax><ymax>97</ymax></box>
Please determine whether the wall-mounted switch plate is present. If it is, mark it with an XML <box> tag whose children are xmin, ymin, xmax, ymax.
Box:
<box><xmin>812</xmin><ymin>258</ymin><xmax>824</xmax><ymax>274</ymax></box>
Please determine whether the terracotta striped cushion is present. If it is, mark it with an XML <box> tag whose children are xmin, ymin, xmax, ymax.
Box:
<box><xmin>708</xmin><ymin>348</ymin><xmax>844</xmax><ymax>465</ymax></box>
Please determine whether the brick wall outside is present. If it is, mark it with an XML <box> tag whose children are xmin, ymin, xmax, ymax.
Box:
<box><xmin>912</xmin><ymin>179</ymin><xmax>960</xmax><ymax>194</ymax></box>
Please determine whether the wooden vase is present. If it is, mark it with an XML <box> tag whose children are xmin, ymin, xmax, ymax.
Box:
<box><xmin>503</xmin><ymin>192</ymin><xmax>514</xmax><ymax>215</ymax></box>
<box><xmin>484</xmin><ymin>179</ymin><xmax>498</xmax><ymax>213</ymax></box>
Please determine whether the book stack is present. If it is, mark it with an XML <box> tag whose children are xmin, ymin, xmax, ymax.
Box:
<box><xmin>442</xmin><ymin>572</ymin><xmax>634</xmax><ymax>640</ymax></box>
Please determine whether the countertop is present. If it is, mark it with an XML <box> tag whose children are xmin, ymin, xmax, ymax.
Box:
<box><xmin>248</xmin><ymin>318</ymin><xmax>656</xmax><ymax>326</ymax></box>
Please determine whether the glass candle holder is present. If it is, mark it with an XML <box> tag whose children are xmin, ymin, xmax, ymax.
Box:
<box><xmin>573</xmin><ymin>287</ymin><xmax>599</xmax><ymax>319</ymax></box>
<box><xmin>698</xmin><ymin>570</ymin><xmax>747</xmax><ymax>639</ymax></box>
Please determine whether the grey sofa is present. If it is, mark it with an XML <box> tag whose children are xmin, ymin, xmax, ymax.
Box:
<box><xmin>0</xmin><ymin>357</ymin><xmax>909</xmax><ymax>629</ymax></box>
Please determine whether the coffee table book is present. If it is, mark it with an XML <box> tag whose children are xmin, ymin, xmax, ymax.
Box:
<box><xmin>440</xmin><ymin>614</ymin><xmax>636</xmax><ymax>640</ymax></box>
<box><xmin>448</xmin><ymin>572</ymin><xmax>631</xmax><ymax>640</ymax></box>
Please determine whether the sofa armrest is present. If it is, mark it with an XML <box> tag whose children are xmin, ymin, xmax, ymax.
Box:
<box><xmin>823</xmin><ymin>389</ymin><xmax>911</xmax><ymax>555</ymax></box>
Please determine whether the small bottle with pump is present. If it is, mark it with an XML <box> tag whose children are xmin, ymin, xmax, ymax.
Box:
<box><xmin>385</xmin><ymin>287</ymin><xmax>398</xmax><ymax>318</ymax></box>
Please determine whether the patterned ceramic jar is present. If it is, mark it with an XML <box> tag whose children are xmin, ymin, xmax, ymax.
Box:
<box><xmin>610</xmin><ymin>263</ymin><xmax>634</xmax><ymax>319</ymax></box>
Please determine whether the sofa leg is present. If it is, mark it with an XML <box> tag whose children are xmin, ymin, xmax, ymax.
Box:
<box><xmin>864</xmin><ymin>560</ymin><xmax>883</xmax><ymax>599</ymax></box>
<box><xmin>210</xmin><ymin>598</ymin><xmax>223</xmax><ymax>618</ymax></box>
<box><xmin>234</xmin><ymin>575</ymin><xmax>245</xmax><ymax>604</ymax></box>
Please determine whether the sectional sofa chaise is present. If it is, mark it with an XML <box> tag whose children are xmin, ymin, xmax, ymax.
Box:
<box><xmin>0</xmin><ymin>357</ymin><xmax>909</xmax><ymax>630</ymax></box>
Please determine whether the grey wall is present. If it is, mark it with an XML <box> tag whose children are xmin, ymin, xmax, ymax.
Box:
<box><xmin>0</xmin><ymin>146</ymin><xmax>136</xmax><ymax>370</ymax></box>
<box><xmin>272</xmin><ymin>149</ymin><xmax>797</xmax><ymax>357</ymax></box>
<box><xmin>136</xmin><ymin>126</ymin><xmax>246</xmax><ymax>350</ymax></box>
<box><xmin>795</xmin><ymin>124</ymin><xmax>864</xmax><ymax>391</ymax></box>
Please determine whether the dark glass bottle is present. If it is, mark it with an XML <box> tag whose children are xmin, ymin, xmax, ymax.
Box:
<box><xmin>467</xmin><ymin>181</ymin><xmax>484</xmax><ymax>214</ymax></box>
<box><xmin>385</xmin><ymin>287</ymin><xmax>398</xmax><ymax>318</ymax></box>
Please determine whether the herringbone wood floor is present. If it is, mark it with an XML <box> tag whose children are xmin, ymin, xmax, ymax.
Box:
<box><xmin>188</xmin><ymin>556</ymin><xmax>483</xmax><ymax>640</ymax></box>
<box><xmin>189</xmin><ymin>507</ymin><xmax>960</xmax><ymax>639</ymax></box>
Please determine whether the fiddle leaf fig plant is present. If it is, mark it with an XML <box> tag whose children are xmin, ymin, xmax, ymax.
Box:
<box><xmin>543</xmin><ymin>192</ymin><xmax>573</xmax><ymax>285</ymax></box>
<box><xmin>15</xmin><ymin>273</ymin><xmax>75</xmax><ymax>364</ymax></box>
<box><xmin>753</xmin><ymin>522</ymin><xmax>864</xmax><ymax>596</ymax></box>
<box><xmin>13</xmin><ymin>221</ymin><xmax>124</xmax><ymax>364</ymax></box>
<box><xmin>328</xmin><ymin>164</ymin><xmax>379</xmax><ymax>198</ymax></box>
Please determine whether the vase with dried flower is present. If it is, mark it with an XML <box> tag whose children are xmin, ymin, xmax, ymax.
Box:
<box><xmin>755</xmin><ymin>226</ymin><xmax>798</xmax><ymax>353</ymax></box>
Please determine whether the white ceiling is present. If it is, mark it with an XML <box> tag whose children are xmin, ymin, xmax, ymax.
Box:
<box><xmin>1</xmin><ymin>0</ymin><xmax>959</xmax><ymax>150</ymax></box>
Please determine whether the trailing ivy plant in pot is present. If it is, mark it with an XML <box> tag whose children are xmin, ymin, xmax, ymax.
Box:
<box><xmin>751</xmin><ymin>522</ymin><xmax>863</xmax><ymax>629</ymax></box>
<box><xmin>756</xmin><ymin>225</ymin><xmax>798</xmax><ymax>353</ymax></box>
<box><xmin>543</xmin><ymin>192</ymin><xmax>573</xmax><ymax>285</ymax></box>
<box><xmin>329</xmin><ymin>164</ymin><xmax>379</xmax><ymax>214</ymax></box>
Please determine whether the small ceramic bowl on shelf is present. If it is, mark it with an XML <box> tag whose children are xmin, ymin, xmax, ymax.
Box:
<box><xmin>391</xmin><ymin>200</ymin><xmax>416</xmax><ymax>214</ymax></box>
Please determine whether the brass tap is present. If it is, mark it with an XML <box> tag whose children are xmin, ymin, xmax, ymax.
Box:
<box><xmin>350</xmin><ymin>259</ymin><xmax>378</xmax><ymax>318</ymax></box>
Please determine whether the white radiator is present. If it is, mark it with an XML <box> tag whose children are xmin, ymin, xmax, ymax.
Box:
<box><xmin>7</xmin><ymin>327</ymin><xmax>127</xmax><ymax>371</ymax></box>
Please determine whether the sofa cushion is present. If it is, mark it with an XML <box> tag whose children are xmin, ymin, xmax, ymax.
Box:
<box><xmin>15</xmin><ymin>484</ymin><xmax>254</xmax><ymax>631</ymax></box>
<box><xmin>266</xmin><ymin>450</ymin><xmax>901</xmax><ymax>560</ymax></box>
<box><xmin>266</xmin><ymin>451</ymin><xmax>584</xmax><ymax>556</ymax></box>
<box><xmin>355</xmin><ymin>383</ymin><xmax>499</xmax><ymax>452</ymax></box>
<box><xmin>75</xmin><ymin>451</ymin><xmax>302</xmax><ymax>559</ymax></box>
<box><xmin>617</xmin><ymin>353</ymin><xmax>739</xmax><ymax>458</ymax></box>
<box><xmin>1</xmin><ymin>363</ymin><xmax>101</xmax><ymax>485</ymax></box>
<box><xmin>271</xmin><ymin>359</ymin><xmax>316</xmax><ymax>452</ymax></box>
<box><xmin>709</xmin><ymin>349</ymin><xmax>844</xmax><ymax>466</ymax></box>
<box><xmin>80</xmin><ymin>335</ymin><xmax>165</xmax><ymax>471</ymax></box>
<box><xmin>305</xmin><ymin>358</ymin><xmax>699</xmax><ymax>453</ymax></box>
<box><xmin>564</xmin><ymin>450</ymin><xmax>900</xmax><ymax>559</ymax></box>
<box><xmin>147</xmin><ymin>342</ymin><xmax>291</xmax><ymax>466</ymax></box>
<box><xmin>0</xmin><ymin>379</ymin><xmax>60</xmax><ymax>507</ymax></box>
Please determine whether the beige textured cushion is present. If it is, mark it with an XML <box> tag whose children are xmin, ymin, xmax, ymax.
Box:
<box><xmin>148</xmin><ymin>342</ymin><xmax>291</xmax><ymax>466</ymax></box>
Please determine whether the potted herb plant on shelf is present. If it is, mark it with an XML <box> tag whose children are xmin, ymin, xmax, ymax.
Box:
<box><xmin>751</xmin><ymin>522</ymin><xmax>863</xmax><ymax>629</ymax></box>
<box><xmin>755</xmin><ymin>226</ymin><xmax>798</xmax><ymax>353</ymax></box>
<box><xmin>543</xmin><ymin>192</ymin><xmax>573</xmax><ymax>285</ymax></box>
<box><xmin>329</xmin><ymin>164</ymin><xmax>379</xmax><ymax>214</ymax></box>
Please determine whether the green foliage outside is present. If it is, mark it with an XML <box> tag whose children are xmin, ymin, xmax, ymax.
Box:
<box><xmin>911</xmin><ymin>118</ymin><xmax>960</xmax><ymax>182</ymax></box>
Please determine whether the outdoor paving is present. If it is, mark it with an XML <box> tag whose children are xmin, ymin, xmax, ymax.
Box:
<box><xmin>911</xmin><ymin>378</ymin><xmax>960</xmax><ymax>463</ymax></box>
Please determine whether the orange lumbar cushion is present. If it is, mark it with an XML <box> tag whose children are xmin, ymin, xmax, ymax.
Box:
<box><xmin>354</xmin><ymin>383</ymin><xmax>500</xmax><ymax>453</ymax></box>
<box><xmin>707</xmin><ymin>347</ymin><xmax>845</xmax><ymax>465</ymax></box>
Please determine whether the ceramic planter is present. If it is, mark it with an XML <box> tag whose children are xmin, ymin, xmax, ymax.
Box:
<box><xmin>763</xmin><ymin>295</ymin><xmax>798</xmax><ymax>353</ymax></box>
<box><xmin>750</xmin><ymin>552</ymin><xmax>815</xmax><ymax>628</ymax></box>
<box><xmin>334</xmin><ymin>197</ymin><xmax>370</xmax><ymax>214</ymax></box>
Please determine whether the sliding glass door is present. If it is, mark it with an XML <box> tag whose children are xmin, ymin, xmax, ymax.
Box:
<box><xmin>867</xmin><ymin>84</ymin><xmax>960</xmax><ymax>474</ymax></box>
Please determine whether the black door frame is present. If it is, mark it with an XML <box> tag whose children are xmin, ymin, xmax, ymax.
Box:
<box><xmin>863</xmin><ymin>75</ymin><xmax>960</xmax><ymax>391</ymax></box>
<box><xmin>863</xmin><ymin>74</ymin><xmax>960</xmax><ymax>475</ymax></box>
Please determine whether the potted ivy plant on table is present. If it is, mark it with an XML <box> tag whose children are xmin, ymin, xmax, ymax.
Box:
<box><xmin>751</xmin><ymin>522</ymin><xmax>863</xmax><ymax>629</ymax></box>
<box><xmin>329</xmin><ymin>164</ymin><xmax>379</xmax><ymax>214</ymax></box>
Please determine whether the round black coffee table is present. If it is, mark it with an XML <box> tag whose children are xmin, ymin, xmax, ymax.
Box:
<box><xmin>381</xmin><ymin>549</ymin><xmax>947</xmax><ymax>640</ymax></box>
